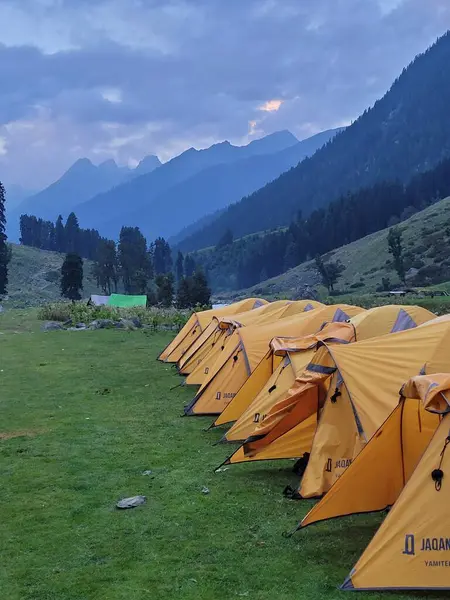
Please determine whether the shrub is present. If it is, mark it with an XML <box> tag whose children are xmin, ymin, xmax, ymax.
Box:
<box><xmin>37</xmin><ymin>301</ymin><xmax>190</xmax><ymax>330</ymax></box>
<box><xmin>37</xmin><ymin>302</ymin><xmax>72</xmax><ymax>322</ymax></box>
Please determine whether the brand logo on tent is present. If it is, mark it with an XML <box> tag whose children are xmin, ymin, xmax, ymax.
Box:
<box><xmin>403</xmin><ymin>534</ymin><xmax>415</xmax><ymax>556</ymax></box>
<box><xmin>403</xmin><ymin>534</ymin><xmax>450</xmax><ymax>556</ymax></box>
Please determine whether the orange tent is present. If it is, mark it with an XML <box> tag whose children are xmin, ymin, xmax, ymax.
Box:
<box><xmin>178</xmin><ymin>300</ymin><xmax>322</xmax><ymax>378</ymax></box>
<box><xmin>184</xmin><ymin>304</ymin><xmax>363</xmax><ymax>416</ymax></box>
<box><xmin>158</xmin><ymin>298</ymin><xmax>267</xmax><ymax>363</ymax></box>
<box><xmin>299</xmin><ymin>373</ymin><xmax>450</xmax><ymax>592</ymax></box>
<box><xmin>220</xmin><ymin>305</ymin><xmax>433</xmax><ymax>445</ymax></box>
<box><xmin>223</xmin><ymin>315</ymin><xmax>449</xmax><ymax>498</ymax></box>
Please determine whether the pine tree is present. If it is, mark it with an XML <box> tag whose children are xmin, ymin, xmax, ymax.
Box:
<box><xmin>93</xmin><ymin>239</ymin><xmax>118</xmax><ymax>294</ymax></box>
<box><xmin>184</xmin><ymin>254</ymin><xmax>196</xmax><ymax>277</ymax></box>
<box><xmin>175</xmin><ymin>251</ymin><xmax>184</xmax><ymax>282</ymax></box>
<box><xmin>0</xmin><ymin>181</ymin><xmax>9</xmax><ymax>296</ymax></box>
<box><xmin>55</xmin><ymin>215</ymin><xmax>66</xmax><ymax>252</ymax></box>
<box><xmin>152</xmin><ymin>237</ymin><xmax>172</xmax><ymax>275</ymax></box>
<box><xmin>118</xmin><ymin>227</ymin><xmax>152</xmax><ymax>293</ymax></box>
<box><xmin>61</xmin><ymin>253</ymin><xmax>83</xmax><ymax>301</ymax></box>
<box><xmin>387</xmin><ymin>226</ymin><xmax>406</xmax><ymax>285</ymax></box>
<box><xmin>65</xmin><ymin>212</ymin><xmax>80</xmax><ymax>254</ymax></box>
<box><xmin>315</xmin><ymin>254</ymin><xmax>343</xmax><ymax>294</ymax></box>
<box><xmin>155</xmin><ymin>273</ymin><xmax>174</xmax><ymax>307</ymax></box>
<box><xmin>176</xmin><ymin>277</ymin><xmax>191</xmax><ymax>308</ymax></box>
<box><xmin>189</xmin><ymin>269</ymin><xmax>211</xmax><ymax>306</ymax></box>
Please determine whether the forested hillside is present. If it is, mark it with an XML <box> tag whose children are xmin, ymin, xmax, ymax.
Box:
<box><xmin>181</xmin><ymin>32</ymin><xmax>450</xmax><ymax>252</ymax></box>
<box><xmin>192</xmin><ymin>153</ymin><xmax>450</xmax><ymax>292</ymax></box>
<box><xmin>235</xmin><ymin>195</ymin><xmax>450</xmax><ymax>300</ymax></box>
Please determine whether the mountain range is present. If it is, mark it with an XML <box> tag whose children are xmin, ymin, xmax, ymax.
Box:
<box><xmin>6</xmin><ymin>128</ymin><xmax>340</xmax><ymax>244</ymax></box>
<box><xmin>71</xmin><ymin>129</ymin><xmax>301</xmax><ymax>239</ymax></box>
<box><xmin>179</xmin><ymin>31</ymin><xmax>450</xmax><ymax>252</ymax></box>
<box><xmin>6</xmin><ymin>154</ymin><xmax>161</xmax><ymax>239</ymax></box>
<box><xmin>93</xmin><ymin>128</ymin><xmax>341</xmax><ymax>242</ymax></box>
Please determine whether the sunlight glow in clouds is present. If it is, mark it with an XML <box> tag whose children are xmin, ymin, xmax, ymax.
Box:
<box><xmin>259</xmin><ymin>99</ymin><xmax>283</xmax><ymax>112</ymax></box>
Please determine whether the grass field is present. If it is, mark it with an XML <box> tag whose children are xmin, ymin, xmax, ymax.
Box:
<box><xmin>0</xmin><ymin>310</ymin><xmax>440</xmax><ymax>600</ymax></box>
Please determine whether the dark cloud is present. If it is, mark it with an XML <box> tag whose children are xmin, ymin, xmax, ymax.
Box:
<box><xmin>0</xmin><ymin>0</ymin><xmax>449</xmax><ymax>187</ymax></box>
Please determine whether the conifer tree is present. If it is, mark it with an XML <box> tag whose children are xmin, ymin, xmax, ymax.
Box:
<box><xmin>184</xmin><ymin>254</ymin><xmax>196</xmax><ymax>277</ymax></box>
<box><xmin>118</xmin><ymin>226</ymin><xmax>152</xmax><ymax>293</ymax></box>
<box><xmin>387</xmin><ymin>226</ymin><xmax>406</xmax><ymax>286</ymax></box>
<box><xmin>93</xmin><ymin>239</ymin><xmax>118</xmax><ymax>294</ymax></box>
<box><xmin>65</xmin><ymin>212</ymin><xmax>80</xmax><ymax>254</ymax></box>
<box><xmin>189</xmin><ymin>269</ymin><xmax>211</xmax><ymax>306</ymax></box>
<box><xmin>61</xmin><ymin>253</ymin><xmax>83</xmax><ymax>301</ymax></box>
<box><xmin>156</xmin><ymin>273</ymin><xmax>174</xmax><ymax>307</ymax></box>
<box><xmin>175</xmin><ymin>251</ymin><xmax>184</xmax><ymax>282</ymax></box>
<box><xmin>55</xmin><ymin>215</ymin><xmax>66</xmax><ymax>252</ymax></box>
<box><xmin>176</xmin><ymin>277</ymin><xmax>191</xmax><ymax>308</ymax></box>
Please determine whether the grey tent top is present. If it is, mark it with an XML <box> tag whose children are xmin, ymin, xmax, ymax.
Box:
<box><xmin>89</xmin><ymin>295</ymin><xmax>110</xmax><ymax>306</ymax></box>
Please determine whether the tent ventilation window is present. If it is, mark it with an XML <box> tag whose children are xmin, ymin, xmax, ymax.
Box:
<box><xmin>432</xmin><ymin>433</ymin><xmax>450</xmax><ymax>491</ymax></box>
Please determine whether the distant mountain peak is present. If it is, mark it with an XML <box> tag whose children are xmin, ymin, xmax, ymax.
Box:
<box><xmin>99</xmin><ymin>158</ymin><xmax>118</xmax><ymax>168</ymax></box>
<box><xmin>70</xmin><ymin>157</ymin><xmax>94</xmax><ymax>169</ymax></box>
<box><xmin>133</xmin><ymin>154</ymin><xmax>162</xmax><ymax>176</ymax></box>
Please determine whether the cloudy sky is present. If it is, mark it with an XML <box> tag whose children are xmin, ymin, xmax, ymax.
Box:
<box><xmin>0</xmin><ymin>0</ymin><xmax>449</xmax><ymax>189</ymax></box>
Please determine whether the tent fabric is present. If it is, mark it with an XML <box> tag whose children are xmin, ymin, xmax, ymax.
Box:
<box><xmin>217</xmin><ymin>305</ymin><xmax>431</xmax><ymax>440</ymax></box>
<box><xmin>182</xmin><ymin>300</ymin><xmax>324</xmax><ymax>386</ymax></box>
<box><xmin>225</xmin><ymin>413</ymin><xmax>318</xmax><ymax>466</ymax></box>
<box><xmin>184</xmin><ymin>304</ymin><xmax>363</xmax><ymax>417</ymax></box>
<box><xmin>224</xmin><ymin>314</ymin><xmax>448</xmax><ymax>488</ymax></box>
<box><xmin>158</xmin><ymin>298</ymin><xmax>267</xmax><ymax>363</ymax></box>
<box><xmin>299</xmin><ymin>373</ymin><xmax>450</xmax><ymax>591</ymax></box>
<box><xmin>212</xmin><ymin>314</ymin><xmax>361</xmax><ymax>432</ymax></box>
<box><xmin>89</xmin><ymin>294</ymin><xmax>110</xmax><ymax>306</ymax></box>
<box><xmin>178</xmin><ymin>300</ymin><xmax>296</xmax><ymax>376</ymax></box>
<box><xmin>180</xmin><ymin>300</ymin><xmax>324</xmax><ymax>381</ymax></box>
<box><xmin>221</xmin><ymin>351</ymin><xmax>315</xmax><ymax>442</ymax></box>
<box><xmin>108</xmin><ymin>294</ymin><xmax>147</xmax><ymax>308</ymax></box>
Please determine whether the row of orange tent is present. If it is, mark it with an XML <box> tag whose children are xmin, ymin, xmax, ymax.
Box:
<box><xmin>159</xmin><ymin>298</ymin><xmax>450</xmax><ymax>591</ymax></box>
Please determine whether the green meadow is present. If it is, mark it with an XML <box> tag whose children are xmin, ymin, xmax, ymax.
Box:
<box><xmin>0</xmin><ymin>311</ymin><xmax>438</xmax><ymax>599</ymax></box>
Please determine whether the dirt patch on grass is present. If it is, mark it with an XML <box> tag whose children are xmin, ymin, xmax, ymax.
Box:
<box><xmin>0</xmin><ymin>429</ymin><xmax>46</xmax><ymax>441</ymax></box>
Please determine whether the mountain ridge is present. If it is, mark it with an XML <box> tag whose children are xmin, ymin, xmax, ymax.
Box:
<box><xmin>98</xmin><ymin>128</ymin><xmax>341</xmax><ymax>242</ymax></box>
<box><xmin>71</xmin><ymin>129</ymin><xmax>300</xmax><ymax>237</ymax></box>
<box><xmin>180</xmin><ymin>31</ymin><xmax>450</xmax><ymax>251</ymax></box>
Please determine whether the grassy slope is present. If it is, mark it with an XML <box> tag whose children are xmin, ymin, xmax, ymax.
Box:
<box><xmin>6</xmin><ymin>244</ymin><xmax>100</xmax><ymax>308</ymax></box>
<box><xmin>0</xmin><ymin>310</ymin><xmax>435</xmax><ymax>600</ymax></box>
<box><xmin>226</xmin><ymin>196</ymin><xmax>450</xmax><ymax>300</ymax></box>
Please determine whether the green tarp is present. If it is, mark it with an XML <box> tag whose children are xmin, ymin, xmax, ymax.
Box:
<box><xmin>108</xmin><ymin>294</ymin><xmax>147</xmax><ymax>308</ymax></box>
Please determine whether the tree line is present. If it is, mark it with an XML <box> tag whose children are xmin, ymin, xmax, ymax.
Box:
<box><xmin>19</xmin><ymin>213</ymin><xmax>105</xmax><ymax>260</ymax></box>
<box><xmin>59</xmin><ymin>228</ymin><xmax>210</xmax><ymax>307</ymax></box>
<box><xmin>193</xmin><ymin>153</ymin><xmax>450</xmax><ymax>291</ymax></box>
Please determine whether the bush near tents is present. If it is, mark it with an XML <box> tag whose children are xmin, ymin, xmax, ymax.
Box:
<box><xmin>38</xmin><ymin>302</ymin><xmax>189</xmax><ymax>330</ymax></box>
